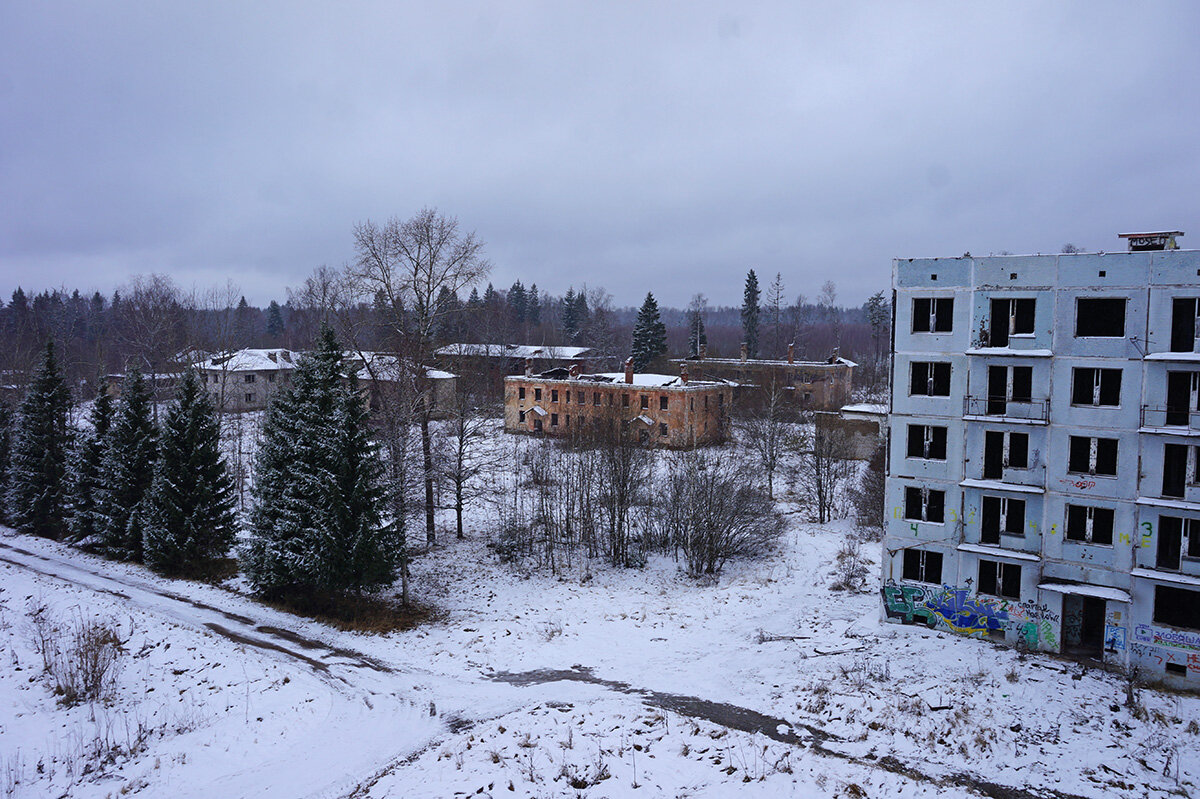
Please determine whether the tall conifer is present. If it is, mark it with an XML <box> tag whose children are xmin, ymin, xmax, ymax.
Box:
<box><xmin>6</xmin><ymin>341</ymin><xmax>71</xmax><ymax>538</ymax></box>
<box><xmin>67</xmin><ymin>384</ymin><xmax>114</xmax><ymax>543</ymax></box>
<box><xmin>96</xmin><ymin>368</ymin><xmax>158</xmax><ymax>561</ymax></box>
<box><xmin>631</xmin><ymin>292</ymin><xmax>667</xmax><ymax>372</ymax></box>
<box><xmin>742</xmin><ymin>269</ymin><xmax>761</xmax><ymax>358</ymax></box>
<box><xmin>144</xmin><ymin>371</ymin><xmax>238</xmax><ymax>576</ymax></box>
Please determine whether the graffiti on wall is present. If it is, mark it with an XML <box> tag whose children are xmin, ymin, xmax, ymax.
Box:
<box><xmin>1134</xmin><ymin>624</ymin><xmax>1200</xmax><ymax>652</ymax></box>
<box><xmin>882</xmin><ymin>583</ymin><xmax>1060</xmax><ymax>645</ymax></box>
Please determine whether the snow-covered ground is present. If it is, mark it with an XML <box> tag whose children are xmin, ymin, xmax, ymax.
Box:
<box><xmin>0</xmin><ymin>424</ymin><xmax>1197</xmax><ymax>797</ymax></box>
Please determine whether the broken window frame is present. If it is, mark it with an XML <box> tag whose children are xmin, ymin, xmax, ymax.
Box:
<box><xmin>981</xmin><ymin>495</ymin><xmax>1026</xmax><ymax>544</ymax></box>
<box><xmin>1170</xmin><ymin>297</ymin><xmax>1200</xmax><ymax>353</ymax></box>
<box><xmin>1156</xmin><ymin>515</ymin><xmax>1200</xmax><ymax>571</ymax></box>
<box><xmin>1064</xmin><ymin>504</ymin><xmax>1115</xmax><ymax>546</ymax></box>
<box><xmin>912</xmin><ymin>297</ymin><xmax>954</xmax><ymax>333</ymax></box>
<box><xmin>983</xmin><ymin>430</ymin><xmax>1030</xmax><ymax>478</ymax></box>
<box><xmin>906</xmin><ymin>424</ymin><xmax>948</xmax><ymax>460</ymax></box>
<box><xmin>909</xmin><ymin>361</ymin><xmax>952</xmax><ymax>397</ymax></box>
<box><xmin>988</xmin><ymin>297</ymin><xmax>1036</xmax><ymax>346</ymax></box>
<box><xmin>902</xmin><ymin>549</ymin><xmax>944</xmax><ymax>584</ymax></box>
<box><xmin>1070</xmin><ymin>367</ymin><xmax>1122</xmax><ymax>407</ymax></box>
<box><xmin>977</xmin><ymin>559</ymin><xmax>1021</xmax><ymax>600</ymax></box>
<box><xmin>903</xmin><ymin>486</ymin><xmax>946</xmax><ymax>524</ymax></box>
<box><xmin>1067</xmin><ymin>436</ymin><xmax>1119</xmax><ymax>477</ymax></box>
<box><xmin>1153</xmin><ymin>585</ymin><xmax>1200</xmax><ymax>631</ymax></box>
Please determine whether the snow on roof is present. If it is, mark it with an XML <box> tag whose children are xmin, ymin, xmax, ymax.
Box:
<box><xmin>346</xmin><ymin>353</ymin><xmax>457</xmax><ymax>382</ymax></box>
<box><xmin>199</xmin><ymin>349</ymin><xmax>297</xmax><ymax>372</ymax></box>
<box><xmin>1130</xmin><ymin>568</ymin><xmax>1200</xmax><ymax>588</ymax></box>
<box><xmin>956</xmin><ymin>543</ymin><xmax>1041</xmax><ymax>562</ymax></box>
<box><xmin>594</xmin><ymin>372</ymin><xmax>681</xmax><ymax>387</ymax></box>
<box><xmin>436</xmin><ymin>343</ymin><xmax>592</xmax><ymax>360</ymax></box>
<box><xmin>424</xmin><ymin>369</ymin><xmax>456</xmax><ymax>380</ymax></box>
<box><xmin>841</xmin><ymin>403</ymin><xmax>887</xmax><ymax>416</ymax></box>
<box><xmin>1038</xmin><ymin>583</ymin><xmax>1131</xmax><ymax>603</ymax></box>
<box><xmin>679</xmin><ymin>356</ymin><xmax>857</xmax><ymax>368</ymax></box>
<box><xmin>529</xmin><ymin>405</ymin><xmax>548</xmax><ymax>417</ymax></box>
<box><xmin>634</xmin><ymin>414</ymin><xmax>654</xmax><ymax>425</ymax></box>
<box><xmin>965</xmin><ymin>347</ymin><xmax>1053</xmax><ymax>358</ymax></box>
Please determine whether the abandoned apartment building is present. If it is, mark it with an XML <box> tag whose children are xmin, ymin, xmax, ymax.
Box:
<box><xmin>671</xmin><ymin>343</ymin><xmax>855</xmax><ymax>413</ymax></box>
<box><xmin>435</xmin><ymin>343</ymin><xmax>594</xmax><ymax>400</ymax></box>
<box><xmin>503</xmin><ymin>359</ymin><xmax>733</xmax><ymax>448</ymax></box>
<box><xmin>883</xmin><ymin>230</ymin><xmax>1200</xmax><ymax>687</ymax></box>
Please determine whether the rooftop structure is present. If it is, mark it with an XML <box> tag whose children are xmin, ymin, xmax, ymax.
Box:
<box><xmin>672</xmin><ymin>344</ymin><xmax>855</xmax><ymax>413</ymax></box>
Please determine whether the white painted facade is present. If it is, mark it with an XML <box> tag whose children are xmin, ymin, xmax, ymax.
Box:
<box><xmin>883</xmin><ymin>243</ymin><xmax>1200</xmax><ymax>687</ymax></box>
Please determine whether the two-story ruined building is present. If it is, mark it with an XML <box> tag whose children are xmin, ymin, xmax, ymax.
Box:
<box><xmin>672</xmin><ymin>344</ymin><xmax>855</xmax><ymax>414</ymax></box>
<box><xmin>504</xmin><ymin>359</ymin><xmax>733</xmax><ymax>447</ymax></box>
<box><xmin>883</xmin><ymin>231</ymin><xmax>1200</xmax><ymax>687</ymax></box>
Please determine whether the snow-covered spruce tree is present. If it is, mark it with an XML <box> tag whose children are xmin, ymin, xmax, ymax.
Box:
<box><xmin>0</xmin><ymin>399</ymin><xmax>13</xmax><ymax>525</ymax></box>
<box><xmin>742</xmin><ymin>269</ymin><xmax>761</xmax><ymax>359</ymax></box>
<box><xmin>143</xmin><ymin>370</ymin><xmax>238</xmax><ymax>576</ymax></box>
<box><xmin>5</xmin><ymin>341</ymin><xmax>72</xmax><ymax>538</ymax></box>
<box><xmin>241</xmin><ymin>326</ymin><xmax>395</xmax><ymax>599</ymax></box>
<box><xmin>67</xmin><ymin>384</ymin><xmax>115</xmax><ymax>544</ymax></box>
<box><xmin>630</xmin><ymin>292</ymin><xmax>667</xmax><ymax>372</ymax></box>
<box><xmin>96</xmin><ymin>367</ymin><xmax>158</xmax><ymax>561</ymax></box>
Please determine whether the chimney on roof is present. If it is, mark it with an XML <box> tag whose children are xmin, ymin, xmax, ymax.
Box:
<box><xmin>524</xmin><ymin>357</ymin><xmax>533</xmax><ymax>377</ymax></box>
<box><xmin>267</xmin><ymin>351</ymin><xmax>277</xmax><ymax>363</ymax></box>
<box><xmin>740</xmin><ymin>342</ymin><xmax>748</xmax><ymax>362</ymax></box>
<box><xmin>569</xmin><ymin>363</ymin><xmax>580</xmax><ymax>379</ymax></box>
<box><xmin>624</xmin><ymin>358</ymin><xmax>634</xmax><ymax>384</ymax></box>
<box><xmin>787</xmin><ymin>342</ymin><xmax>795</xmax><ymax>364</ymax></box>
<box><xmin>1118</xmin><ymin>230</ymin><xmax>1184</xmax><ymax>252</ymax></box>
<box><xmin>680</xmin><ymin>363</ymin><xmax>689</xmax><ymax>385</ymax></box>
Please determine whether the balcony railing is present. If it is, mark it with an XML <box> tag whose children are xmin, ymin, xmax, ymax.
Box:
<box><xmin>963</xmin><ymin>395</ymin><xmax>1050</xmax><ymax>423</ymax></box>
<box><xmin>1141</xmin><ymin>405</ymin><xmax>1200</xmax><ymax>431</ymax></box>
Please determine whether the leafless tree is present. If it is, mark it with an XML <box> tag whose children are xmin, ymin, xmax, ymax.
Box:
<box><xmin>818</xmin><ymin>280</ymin><xmax>840</xmax><ymax>351</ymax></box>
<box><xmin>737</xmin><ymin>378</ymin><xmax>796</xmax><ymax>499</ymax></box>
<box><xmin>794</xmin><ymin>426</ymin><xmax>855</xmax><ymax>524</ymax></box>
<box><xmin>851</xmin><ymin>442</ymin><xmax>886</xmax><ymax>540</ymax></box>
<box><xmin>436</xmin><ymin>390</ymin><xmax>500</xmax><ymax>540</ymax></box>
<box><xmin>766</xmin><ymin>272</ymin><xmax>786</xmax><ymax>359</ymax></box>
<box><xmin>652</xmin><ymin>450</ymin><xmax>783</xmax><ymax>577</ymax></box>
<box><xmin>348</xmin><ymin>209</ymin><xmax>491</xmax><ymax>547</ymax></box>
<box><xmin>116</xmin><ymin>274</ymin><xmax>185</xmax><ymax>379</ymax></box>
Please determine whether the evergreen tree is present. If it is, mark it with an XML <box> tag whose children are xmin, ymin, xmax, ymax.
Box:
<box><xmin>686</xmin><ymin>308</ymin><xmax>707</xmax><ymax>357</ymax></box>
<box><xmin>266</xmin><ymin>300</ymin><xmax>286</xmax><ymax>341</ymax></box>
<box><xmin>143</xmin><ymin>371</ymin><xmax>238</xmax><ymax>576</ymax></box>
<box><xmin>561</xmin><ymin>287</ymin><xmax>579</xmax><ymax>339</ymax></box>
<box><xmin>432</xmin><ymin>286</ymin><xmax>461</xmax><ymax>342</ymax></box>
<box><xmin>527</xmin><ymin>284</ymin><xmax>541</xmax><ymax>327</ymax></box>
<box><xmin>241</xmin><ymin>326</ymin><xmax>394</xmax><ymax>598</ymax></box>
<box><xmin>67</xmin><ymin>384</ymin><xmax>115</xmax><ymax>543</ymax></box>
<box><xmin>742</xmin><ymin>269</ymin><xmax>761</xmax><ymax>358</ymax></box>
<box><xmin>631</xmin><ymin>292</ymin><xmax>667</xmax><ymax>372</ymax></box>
<box><xmin>572</xmin><ymin>290</ymin><xmax>590</xmax><ymax>337</ymax></box>
<box><xmin>0</xmin><ymin>400</ymin><xmax>15</xmax><ymax>525</ymax></box>
<box><xmin>96</xmin><ymin>368</ymin><xmax>158</xmax><ymax>561</ymax></box>
<box><xmin>507</xmin><ymin>280</ymin><xmax>527</xmax><ymax>325</ymax></box>
<box><xmin>6</xmin><ymin>341</ymin><xmax>72</xmax><ymax>538</ymax></box>
<box><xmin>466</xmin><ymin>286</ymin><xmax>482</xmax><ymax>309</ymax></box>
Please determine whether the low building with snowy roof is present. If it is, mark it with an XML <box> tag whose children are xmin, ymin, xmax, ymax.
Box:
<box><xmin>343</xmin><ymin>352</ymin><xmax>458</xmax><ymax>418</ymax></box>
<box><xmin>672</xmin><ymin>343</ymin><xmax>855</xmax><ymax>414</ymax></box>
<box><xmin>504</xmin><ymin>358</ymin><xmax>732</xmax><ymax>448</ymax></box>
<box><xmin>436</xmin><ymin>343</ymin><xmax>595</xmax><ymax>400</ymax></box>
<box><xmin>197</xmin><ymin>349</ymin><xmax>298</xmax><ymax>412</ymax></box>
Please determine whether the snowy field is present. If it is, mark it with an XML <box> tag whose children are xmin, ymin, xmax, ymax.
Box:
<box><xmin>1</xmin><ymin>429</ymin><xmax>1198</xmax><ymax>797</ymax></box>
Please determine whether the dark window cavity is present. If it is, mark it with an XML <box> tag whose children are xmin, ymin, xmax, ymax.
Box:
<box><xmin>1157</xmin><ymin>515</ymin><xmax>1200</xmax><ymax>571</ymax></box>
<box><xmin>983</xmin><ymin>431</ymin><xmax>1029</xmax><ymax>478</ymax></box>
<box><xmin>913</xmin><ymin>297</ymin><xmax>954</xmax><ymax>333</ymax></box>
<box><xmin>903</xmin><ymin>486</ymin><xmax>945</xmax><ymax>523</ymax></box>
<box><xmin>1075</xmin><ymin>298</ymin><xmax>1126</xmax><ymax>337</ymax></box>
<box><xmin>1065</xmin><ymin>505</ymin><xmax>1115</xmax><ymax>545</ymax></box>
<box><xmin>660</xmin><ymin>396</ymin><xmax>669</xmax><ymax>411</ymax></box>
<box><xmin>989</xmin><ymin>297</ymin><xmax>1036</xmax><ymax>346</ymax></box>
<box><xmin>1170</xmin><ymin>298</ymin><xmax>1200</xmax><ymax>353</ymax></box>
<box><xmin>1071</xmin><ymin>368</ymin><xmax>1122</xmax><ymax>407</ymax></box>
<box><xmin>910</xmin><ymin>362</ymin><xmax>951</xmax><ymax>396</ymax></box>
<box><xmin>1067</xmin><ymin>436</ymin><xmax>1118</xmax><ymax>476</ymax></box>
<box><xmin>1154</xmin><ymin>585</ymin><xmax>1200</xmax><ymax>630</ymax></box>
<box><xmin>902</xmin><ymin>549</ymin><xmax>944</xmax><ymax>584</ymax></box>
<box><xmin>981</xmin><ymin>496</ymin><xmax>1025</xmax><ymax>544</ymax></box>
<box><xmin>977</xmin><ymin>560</ymin><xmax>1021</xmax><ymax>600</ymax></box>
<box><xmin>906</xmin><ymin>424</ymin><xmax>947</xmax><ymax>460</ymax></box>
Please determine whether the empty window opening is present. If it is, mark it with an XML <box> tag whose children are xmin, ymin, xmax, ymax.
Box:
<box><xmin>907</xmin><ymin>424</ymin><xmax>947</xmax><ymax>460</ymax></box>
<box><xmin>983</xmin><ymin>430</ymin><xmax>1029</xmax><ymax>479</ymax></box>
<box><xmin>977</xmin><ymin>560</ymin><xmax>1021</xmax><ymax>600</ymax></box>
<box><xmin>912</xmin><ymin>297</ymin><xmax>954</xmax><ymax>333</ymax></box>
<box><xmin>245</xmin><ymin>393</ymin><xmax>255</xmax><ymax>404</ymax></box>
<box><xmin>622</xmin><ymin>393</ymin><xmax>630</xmax><ymax>407</ymax></box>
<box><xmin>244</xmin><ymin>374</ymin><xmax>256</xmax><ymax>383</ymax></box>
<box><xmin>1071</xmin><ymin>368</ymin><xmax>1122</xmax><ymax>407</ymax></box>
<box><xmin>1065</xmin><ymin>504</ymin><xmax>1115</xmax><ymax>545</ymax></box>
<box><xmin>551</xmin><ymin>389</ymin><xmax>559</xmax><ymax>403</ymax></box>
<box><xmin>981</xmin><ymin>496</ymin><xmax>1025</xmax><ymax>544</ymax></box>
<box><xmin>1161</xmin><ymin>444</ymin><xmax>1200</xmax><ymax>498</ymax></box>
<box><xmin>986</xmin><ymin>365</ymin><xmax>1033</xmax><ymax>415</ymax></box>
<box><xmin>910</xmin><ymin>362</ymin><xmax>951</xmax><ymax>396</ymax></box>
<box><xmin>519</xmin><ymin>386</ymin><xmax>526</xmax><ymax>400</ymax></box>
<box><xmin>1170</xmin><ymin>298</ymin><xmax>1200</xmax><ymax>353</ymax></box>
<box><xmin>1068</xmin><ymin>436</ymin><xmax>1118</xmax><ymax>476</ymax></box>
<box><xmin>902</xmin><ymin>549</ymin><xmax>943</xmax><ymax>584</ymax></box>
<box><xmin>565</xmin><ymin>390</ymin><xmax>570</xmax><ymax>403</ymax></box>
<box><xmin>1075</xmin><ymin>297</ymin><xmax>1127</xmax><ymax>337</ymax></box>
<box><xmin>640</xmin><ymin>395</ymin><xmax>649</xmax><ymax>410</ymax></box>
<box><xmin>1166</xmin><ymin>663</ymin><xmax>1188</xmax><ymax>677</ymax></box>
<box><xmin>550</xmin><ymin>413</ymin><xmax>559</xmax><ymax>427</ymax></box>
<box><xmin>989</xmin><ymin>298</ymin><xmax>1035</xmax><ymax>346</ymax></box>
<box><xmin>660</xmin><ymin>396</ymin><xmax>669</xmax><ymax>411</ymax></box>
<box><xmin>903</xmin><ymin>487</ymin><xmax>945</xmax><ymax>523</ymax></box>
<box><xmin>592</xmin><ymin>391</ymin><xmax>601</xmax><ymax>406</ymax></box>
<box><xmin>1157</xmin><ymin>515</ymin><xmax>1200</xmax><ymax>571</ymax></box>
<box><xmin>1165</xmin><ymin>371</ymin><xmax>1200</xmax><ymax>425</ymax></box>
<box><xmin>534</xmin><ymin>388</ymin><xmax>542</xmax><ymax>401</ymax></box>
<box><xmin>1154</xmin><ymin>585</ymin><xmax>1200</xmax><ymax>630</ymax></box>
<box><xmin>659</xmin><ymin>423</ymin><xmax>668</xmax><ymax>437</ymax></box>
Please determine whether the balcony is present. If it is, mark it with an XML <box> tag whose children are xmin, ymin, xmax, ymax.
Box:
<box><xmin>1141</xmin><ymin>406</ymin><xmax>1200</xmax><ymax>433</ymax></box>
<box><xmin>963</xmin><ymin>395</ymin><xmax>1050</xmax><ymax>424</ymax></box>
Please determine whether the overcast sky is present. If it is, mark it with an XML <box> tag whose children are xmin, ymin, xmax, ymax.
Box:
<box><xmin>2</xmin><ymin>2</ymin><xmax>1198</xmax><ymax>310</ymax></box>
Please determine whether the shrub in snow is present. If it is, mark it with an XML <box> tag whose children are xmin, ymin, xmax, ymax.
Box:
<box><xmin>6</xmin><ymin>341</ymin><xmax>72</xmax><ymax>539</ymax></box>
<box><xmin>0</xmin><ymin>397</ymin><xmax>14</xmax><ymax>525</ymax></box>
<box><xmin>652</xmin><ymin>450</ymin><xmax>784</xmax><ymax>577</ymax></box>
<box><xmin>94</xmin><ymin>368</ymin><xmax>158</xmax><ymax>561</ymax></box>
<box><xmin>143</xmin><ymin>370</ymin><xmax>238</xmax><ymax>576</ymax></box>
<box><xmin>241</xmin><ymin>326</ymin><xmax>396</xmax><ymax>598</ymax></box>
